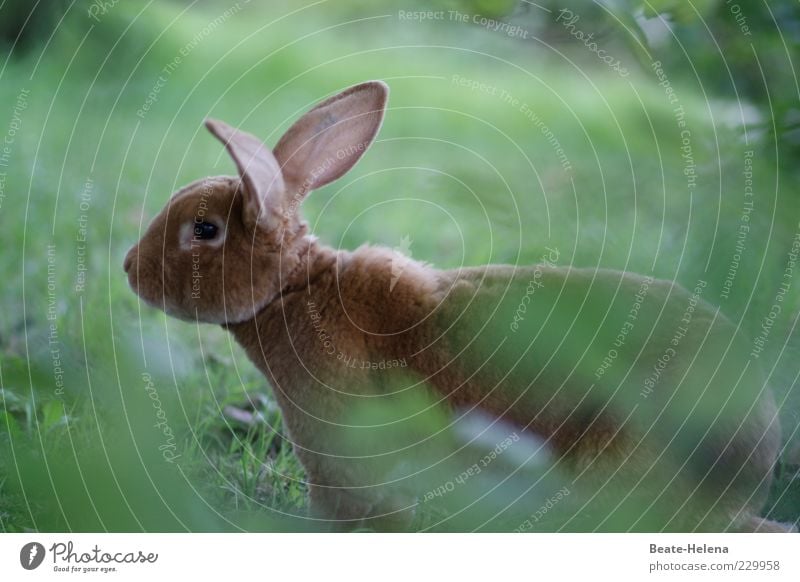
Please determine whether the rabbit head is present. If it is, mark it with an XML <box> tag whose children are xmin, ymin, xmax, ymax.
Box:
<box><xmin>124</xmin><ymin>81</ymin><xmax>389</xmax><ymax>324</ymax></box>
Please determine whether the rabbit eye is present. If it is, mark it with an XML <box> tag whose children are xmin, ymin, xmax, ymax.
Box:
<box><xmin>193</xmin><ymin>221</ymin><xmax>218</xmax><ymax>240</ymax></box>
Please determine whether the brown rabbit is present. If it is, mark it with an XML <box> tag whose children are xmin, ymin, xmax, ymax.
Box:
<box><xmin>124</xmin><ymin>81</ymin><xmax>787</xmax><ymax>532</ymax></box>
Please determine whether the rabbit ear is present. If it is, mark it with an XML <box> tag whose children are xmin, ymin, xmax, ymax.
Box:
<box><xmin>273</xmin><ymin>80</ymin><xmax>388</xmax><ymax>198</ymax></box>
<box><xmin>205</xmin><ymin>118</ymin><xmax>285</xmax><ymax>230</ymax></box>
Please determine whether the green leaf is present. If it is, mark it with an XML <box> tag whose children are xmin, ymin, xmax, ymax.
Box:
<box><xmin>0</xmin><ymin>389</ymin><xmax>25</xmax><ymax>414</ymax></box>
<box><xmin>0</xmin><ymin>411</ymin><xmax>22</xmax><ymax>439</ymax></box>
<box><xmin>464</xmin><ymin>0</ymin><xmax>518</xmax><ymax>18</ymax></box>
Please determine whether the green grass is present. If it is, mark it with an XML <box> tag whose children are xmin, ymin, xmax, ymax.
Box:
<box><xmin>1</xmin><ymin>0</ymin><xmax>799</xmax><ymax>531</ymax></box>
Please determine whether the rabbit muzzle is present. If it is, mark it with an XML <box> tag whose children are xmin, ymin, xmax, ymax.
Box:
<box><xmin>123</xmin><ymin>246</ymin><xmax>164</xmax><ymax>309</ymax></box>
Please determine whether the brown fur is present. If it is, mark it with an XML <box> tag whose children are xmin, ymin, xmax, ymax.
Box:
<box><xmin>124</xmin><ymin>81</ymin><xmax>788</xmax><ymax>532</ymax></box>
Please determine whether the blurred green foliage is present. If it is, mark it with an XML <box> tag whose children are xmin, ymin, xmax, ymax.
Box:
<box><xmin>0</xmin><ymin>0</ymin><xmax>71</xmax><ymax>48</ymax></box>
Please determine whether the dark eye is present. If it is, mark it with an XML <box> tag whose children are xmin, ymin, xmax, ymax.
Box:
<box><xmin>193</xmin><ymin>221</ymin><xmax>218</xmax><ymax>240</ymax></box>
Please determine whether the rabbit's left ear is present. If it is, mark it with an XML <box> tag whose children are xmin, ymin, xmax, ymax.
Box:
<box><xmin>205</xmin><ymin>118</ymin><xmax>285</xmax><ymax>230</ymax></box>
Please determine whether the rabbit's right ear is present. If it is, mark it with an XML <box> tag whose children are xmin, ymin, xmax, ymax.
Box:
<box><xmin>206</xmin><ymin>118</ymin><xmax>285</xmax><ymax>231</ymax></box>
<box><xmin>274</xmin><ymin>81</ymin><xmax>388</xmax><ymax>200</ymax></box>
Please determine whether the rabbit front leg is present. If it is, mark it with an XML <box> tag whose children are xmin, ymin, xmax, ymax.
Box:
<box><xmin>268</xmin><ymin>377</ymin><xmax>417</xmax><ymax>531</ymax></box>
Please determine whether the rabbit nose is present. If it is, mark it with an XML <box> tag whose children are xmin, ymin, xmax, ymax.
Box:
<box><xmin>123</xmin><ymin>249</ymin><xmax>135</xmax><ymax>273</ymax></box>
